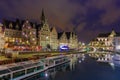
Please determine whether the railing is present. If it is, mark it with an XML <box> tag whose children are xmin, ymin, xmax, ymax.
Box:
<box><xmin>0</xmin><ymin>55</ymin><xmax>71</xmax><ymax>80</ymax></box>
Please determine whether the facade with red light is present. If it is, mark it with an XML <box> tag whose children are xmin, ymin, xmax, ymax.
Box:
<box><xmin>0</xmin><ymin>10</ymin><xmax>78</xmax><ymax>51</ymax></box>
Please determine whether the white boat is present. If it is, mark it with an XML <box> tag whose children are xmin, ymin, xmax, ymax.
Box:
<box><xmin>0</xmin><ymin>55</ymin><xmax>70</xmax><ymax>80</ymax></box>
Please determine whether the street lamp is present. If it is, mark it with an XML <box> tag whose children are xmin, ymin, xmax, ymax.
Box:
<box><xmin>46</xmin><ymin>36</ymin><xmax>48</xmax><ymax>39</ymax></box>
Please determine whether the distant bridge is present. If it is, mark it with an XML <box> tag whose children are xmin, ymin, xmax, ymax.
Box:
<box><xmin>101</xmin><ymin>50</ymin><xmax>120</xmax><ymax>54</ymax></box>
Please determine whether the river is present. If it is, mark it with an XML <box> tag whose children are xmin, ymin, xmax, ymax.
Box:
<box><xmin>22</xmin><ymin>54</ymin><xmax>120</xmax><ymax>80</ymax></box>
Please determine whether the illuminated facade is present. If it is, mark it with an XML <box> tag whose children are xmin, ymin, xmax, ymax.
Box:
<box><xmin>0</xmin><ymin>10</ymin><xmax>78</xmax><ymax>51</ymax></box>
<box><xmin>38</xmin><ymin>10</ymin><xmax>78</xmax><ymax>50</ymax></box>
<box><xmin>0</xmin><ymin>23</ymin><xmax>5</xmax><ymax>49</ymax></box>
<box><xmin>68</xmin><ymin>32</ymin><xmax>78</xmax><ymax>49</ymax></box>
<box><xmin>4</xmin><ymin>22</ymin><xmax>22</xmax><ymax>48</ymax></box>
<box><xmin>38</xmin><ymin>10</ymin><xmax>51</xmax><ymax>49</ymax></box>
<box><xmin>38</xmin><ymin>22</ymin><xmax>50</xmax><ymax>49</ymax></box>
<box><xmin>50</xmin><ymin>27</ymin><xmax>58</xmax><ymax>49</ymax></box>
<box><xmin>89</xmin><ymin>29</ymin><xmax>116</xmax><ymax>51</ymax></box>
<box><xmin>71</xmin><ymin>32</ymin><xmax>78</xmax><ymax>49</ymax></box>
<box><xmin>1</xmin><ymin>19</ymin><xmax>37</xmax><ymax>50</ymax></box>
<box><xmin>58</xmin><ymin>32</ymin><xmax>68</xmax><ymax>46</ymax></box>
<box><xmin>22</xmin><ymin>20</ymin><xmax>37</xmax><ymax>46</ymax></box>
<box><xmin>58</xmin><ymin>32</ymin><xmax>78</xmax><ymax>49</ymax></box>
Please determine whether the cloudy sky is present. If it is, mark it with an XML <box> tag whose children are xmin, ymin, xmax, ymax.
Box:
<box><xmin>0</xmin><ymin>0</ymin><xmax>120</xmax><ymax>43</ymax></box>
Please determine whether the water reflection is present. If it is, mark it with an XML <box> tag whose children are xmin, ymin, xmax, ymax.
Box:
<box><xmin>69</xmin><ymin>54</ymin><xmax>85</xmax><ymax>70</ymax></box>
<box><xmin>22</xmin><ymin>62</ymin><xmax>70</xmax><ymax>80</ymax></box>
<box><xmin>23</xmin><ymin>54</ymin><xmax>120</xmax><ymax>80</ymax></box>
<box><xmin>109</xmin><ymin>62</ymin><xmax>115</xmax><ymax>70</ymax></box>
<box><xmin>70</xmin><ymin>57</ymin><xmax>76</xmax><ymax>70</ymax></box>
<box><xmin>44</xmin><ymin>63</ymin><xmax>70</xmax><ymax>80</ymax></box>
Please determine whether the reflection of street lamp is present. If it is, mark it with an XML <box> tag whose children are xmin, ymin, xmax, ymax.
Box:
<box><xmin>45</xmin><ymin>72</ymin><xmax>48</xmax><ymax>77</ymax></box>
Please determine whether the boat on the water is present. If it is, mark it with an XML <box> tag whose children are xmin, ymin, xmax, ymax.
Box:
<box><xmin>0</xmin><ymin>55</ymin><xmax>70</xmax><ymax>80</ymax></box>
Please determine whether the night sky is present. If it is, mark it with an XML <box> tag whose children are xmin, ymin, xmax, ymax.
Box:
<box><xmin>0</xmin><ymin>0</ymin><xmax>120</xmax><ymax>43</ymax></box>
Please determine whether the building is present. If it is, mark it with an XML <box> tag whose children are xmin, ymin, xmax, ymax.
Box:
<box><xmin>22</xmin><ymin>20</ymin><xmax>37</xmax><ymax>46</ymax></box>
<box><xmin>0</xmin><ymin>23</ymin><xmax>5</xmax><ymax>50</ymax></box>
<box><xmin>67</xmin><ymin>32</ymin><xmax>78</xmax><ymax>49</ymax></box>
<box><xmin>38</xmin><ymin>21</ymin><xmax>51</xmax><ymax>49</ymax></box>
<box><xmin>58</xmin><ymin>32</ymin><xmax>68</xmax><ymax>47</ymax></box>
<box><xmin>58</xmin><ymin>32</ymin><xmax>78</xmax><ymax>50</ymax></box>
<box><xmin>0</xmin><ymin>10</ymin><xmax>79</xmax><ymax>51</ymax></box>
<box><xmin>3</xmin><ymin>20</ymin><xmax>22</xmax><ymax>48</ymax></box>
<box><xmin>71</xmin><ymin>32</ymin><xmax>78</xmax><ymax>49</ymax></box>
<box><xmin>50</xmin><ymin>27</ymin><xmax>58</xmax><ymax>50</ymax></box>
<box><xmin>38</xmin><ymin>10</ymin><xmax>51</xmax><ymax>49</ymax></box>
<box><xmin>2</xmin><ymin>19</ymin><xmax>37</xmax><ymax>51</ymax></box>
<box><xmin>38</xmin><ymin>10</ymin><xmax>78</xmax><ymax>50</ymax></box>
<box><xmin>89</xmin><ymin>29</ymin><xmax>116</xmax><ymax>51</ymax></box>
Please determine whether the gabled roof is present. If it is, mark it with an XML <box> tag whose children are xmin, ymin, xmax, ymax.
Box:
<box><xmin>58</xmin><ymin>32</ymin><xmax>75</xmax><ymax>40</ymax></box>
<box><xmin>97</xmin><ymin>33</ymin><xmax>110</xmax><ymax>37</ymax></box>
<box><xmin>97</xmin><ymin>32</ymin><xmax>120</xmax><ymax>37</ymax></box>
<box><xmin>3</xmin><ymin>19</ymin><xmax>22</xmax><ymax>30</ymax></box>
<box><xmin>2</xmin><ymin>19</ymin><xmax>37</xmax><ymax>30</ymax></box>
<box><xmin>58</xmin><ymin>32</ymin><xmax>63</xmax><ymax>39</ymax></box>
<box><xmin>65</xmin><ymin>32</ymin><xmax>71</xmax><ymax>40</ymax></box>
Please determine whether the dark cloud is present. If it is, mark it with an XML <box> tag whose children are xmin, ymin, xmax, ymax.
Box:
<box><xmin>85</xmin><ymin>0</ymin><xmax>120</xmax><ymax>25</ymax></box>
<box><xmin>0</xmin><ymin>0</ymin><xmax>120</xmax><ymax>43</ymax></box>
<box><xmin>0</xmin><ymin>0</ymin><xmax>86</xmax><ymax>31</ymax></box>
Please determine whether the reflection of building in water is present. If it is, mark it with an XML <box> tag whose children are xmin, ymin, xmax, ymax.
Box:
<box><xmin>48</xmin><ymin>68</ymin><xmax>56</xmax><ymax>79</ymax></box>
<box><xmin>70</xmin><ymin>54</ymin><xmax>77</xmax><ymax>70</ymax></box>
<box><xmin>46</xmin><ymin>63</ymin><xmax>69</xmax><ymax>79</ymax></box>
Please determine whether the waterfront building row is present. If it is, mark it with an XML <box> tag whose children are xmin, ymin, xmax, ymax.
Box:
<box><xmin>0</xmin><ymin>10</ymin><xmax>78</xmax><ymax>51</ymax></box>
<box><xmin>89</xmin><ymin>29</ymin><xmax>120</xmax><ymax>52</ymax></box>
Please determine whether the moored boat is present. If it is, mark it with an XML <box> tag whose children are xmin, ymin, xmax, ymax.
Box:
<box><xmin>0</xmin><ymin>55</ymin><xmax>70</xmax><ymax>80</ymax></box>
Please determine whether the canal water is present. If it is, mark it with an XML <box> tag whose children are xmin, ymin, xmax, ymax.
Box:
<box><xmin>23</xmin><ymin>55</ymin><xmax>120</xmax><ymax>80</ymax></box>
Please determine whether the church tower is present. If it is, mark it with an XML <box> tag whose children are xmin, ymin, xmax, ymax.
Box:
<box><xmin>39</xmin><ymin>9</ymin><xmax>51</xmax><ymax>49</ymax></box>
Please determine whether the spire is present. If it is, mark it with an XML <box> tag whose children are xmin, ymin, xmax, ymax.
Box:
<box><xmin>41</xmin><ymin>8</ymin><xmax>46</xmax><ymax>24</ymax></box>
